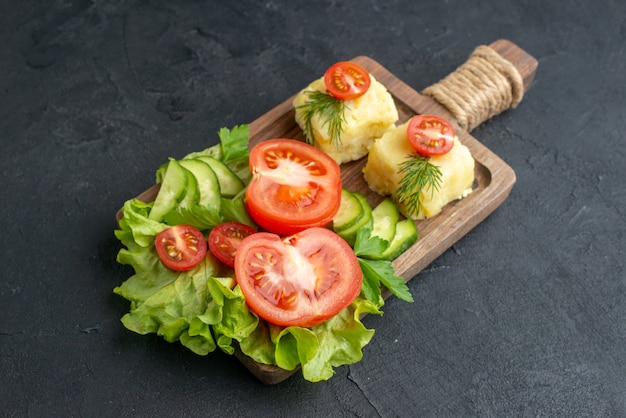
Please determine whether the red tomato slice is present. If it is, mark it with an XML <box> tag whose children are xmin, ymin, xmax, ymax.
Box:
<box><xmin>245</xmin><ymin>139</ymin><xmax>342</xmax><ymax>236</ymax></box>
<box><xmin>208</xmin><ymin>222</ymin><xmax>257</xmax><ymax>267</ymax></box>
<box><xmin>323</xmin><ymin>61</ymin><xmax>371</xmax><ymax>100</ymax></box>
<box><xmin>234</xmin><ymin>227</ymin><xmax>362</xmax><ymax>327</ymax></box>
<box><xmin>155</xmin><ymin>224</ymin><xmax>207</xmax><ymax>271</ymax></box>
<box><xmin>406</xmin><ymin>115</ymin><xmax>455</xmax><ymax>156</ymax></box>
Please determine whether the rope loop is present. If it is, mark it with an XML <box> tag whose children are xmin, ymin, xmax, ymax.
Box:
<box><xmin>422</xmin><ymin>45</ymin><xmax>524</xmax><ymax>132</ymax></box>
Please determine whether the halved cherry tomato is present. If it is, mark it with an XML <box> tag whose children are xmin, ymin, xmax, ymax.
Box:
<box><xmin>406</xmin><ymin>114</ymin><xmax>455</xmax><ymax>156</ymax></box>
<box><xmin>323</xmin><ymin>61</ymin><xmax>371</xmax><ymax>100</ymax></box>
<box><xmin>208</xmin><ymin>222</ymin><xmax>257</xmax><ymax>267</ymax></box>
<box><xmin>245</xmin><ymin>139</ymin><xmax>342</xmax><ymax>236</ymax></box>
<box><xmin>234</xmin><ymin>227</ymin><xmax>362</xmax><ymax>328</ymax></box>
<box><xmin>155</xmin><ymin>224</ymin><xmax>207</xmax><ymax>271</ymax></box>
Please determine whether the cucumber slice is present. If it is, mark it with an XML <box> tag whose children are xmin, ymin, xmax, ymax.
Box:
<box><xmin>154</xmin><ymin>161</ymin><xmax>168</xmax><ymax>184</ymax></box>
<box><xmin>371</xmin><ymin>198</ymin><xmax>399</xmax><ymax>244</ymax></box>
<box><xmin>333</xmin><ymin>189</ymin><xmax>363</xmax><ymax>232</ymax></box>
<box><xmin>381</xmin><ymin>219</ymin><xmax>418</xmax><ymax>261</ymax></box>
<box><xmin>178</xmin><ymin>159</ymin><xmax>221</xmax><ymax>209</ymax></box>
<box><xmin>176</xmin><ymin>167</ymin><xmax>200</xmax><ymax>210</ymax></box>
<box><xmin>149</xmin><ymin>159</ymin><xmax>188</xmax><ymax>221</ymax></box>
<box><xmin>191</xmin><ymin>156</ymin><xmax>245</xmax><ymax>197</ymax></box>
<box><xmin>336</xmin><ymin>192</ymin><xmax>373</xmax><ymax>246</ymax></box>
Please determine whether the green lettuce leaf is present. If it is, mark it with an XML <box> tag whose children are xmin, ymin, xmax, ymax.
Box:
<box><xmin>113</xmin><ymin>124</ymin><xmax>388</xmax><ymax>382</ymax></box>
<box><xmin>284</xmin><ymin>298</ymin><xmax>381</xmax><ymax>382</ymax></box>
<box><xmin>207</xmin><ymin>278</ymin><xmax>259</xmax><ymax>354</ymax></box>
<box><xmin>114</xmin><ymin>199</ymin><xmax>382</xmax><ymax>381</ymax></box>
<box><xmin>233</xmin><ymin>297</ymin><xmax>381</xmax><ymax>382</ymax></box>
<box><xmin>115</xmin><ymin>199</ymin><xmax>167</xmax><ymax>248</ymax></box>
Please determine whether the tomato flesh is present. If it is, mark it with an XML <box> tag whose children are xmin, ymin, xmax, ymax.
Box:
<box><xmin>406</xmin><ymin>114</ymin><xmax>455</xmax><ymax>156</ymax></box>
<box><xmin>155</xmin><ymin>224</ymin><xmax>207</xmax><ymax>271</ymax></box>
<box><xmin>323</xmin><ymin>61</ymin><xmax>371</xmax><ymax>100</ymax></box>
<box><xmin>208</xmin><ymin>222</ymin><xmax>257</xmax><ymax>267</ymax></box>
<box><xmin>234</xmin><ymin>228</ymin><xmax>362</xmax><ymax>328</ymax></box>
<box><xmin>245</xmin><ymin>139</ymin><xmax>342</xmax><ymax>236</ymax></box>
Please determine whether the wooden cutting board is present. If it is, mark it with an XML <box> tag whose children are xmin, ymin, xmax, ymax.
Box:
<box><xmin>116</xmin><ymin>39</ymin><xmax>538</xmax><ymax>384</ymax></box>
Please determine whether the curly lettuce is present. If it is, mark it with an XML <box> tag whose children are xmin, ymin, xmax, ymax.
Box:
<box><xmin>113</xmin><ymin>127</ymin><xmax>382</xmax><ymax>382</ymax></box>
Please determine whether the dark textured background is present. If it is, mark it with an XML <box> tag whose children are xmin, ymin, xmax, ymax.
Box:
<box><xmin>2</xmin><ymin>0</ymin><xmax>625</xmax><ymax>416</ymax></box>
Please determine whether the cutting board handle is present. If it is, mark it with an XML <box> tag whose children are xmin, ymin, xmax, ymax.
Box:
<box><xmin>422</xmin><ymin>39</ymin><xmax>538</xmax><ymax>132</ymax></box>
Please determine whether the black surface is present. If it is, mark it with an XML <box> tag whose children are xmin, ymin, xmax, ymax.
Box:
<box><xmin>2</xmin><ymin>1</ymin><xmax>625</xmax><ymax>416</ymax></box>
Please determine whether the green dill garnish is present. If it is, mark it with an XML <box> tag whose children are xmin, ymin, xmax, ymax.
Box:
<box><xmin>296</xmin><ymin>90</ymin><xmax>347</xmax><ymax>147</ymax></box>
<box><xmin>396</xmin><ymin>154</ymin><xmax>443</xmax><ymax>217</ymax></box>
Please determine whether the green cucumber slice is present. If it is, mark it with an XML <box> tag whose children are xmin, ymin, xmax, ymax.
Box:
<box><xmin>178</xmin><ymin>159</ymin><xmax>221</xmax><ymax>209</ymax></box>
<box><xmin>176</xmin><ymin>167</ymin><xmax>200</xmax><ymax>210</ymax></box>
<box><xmin>381</xmin><ymin>219</ymin><xmax>418</xmax><ymax>261</ymax></box>
<box><xmin>333</xmin><ymin>189</ymin><xmax>364</xmax><ymax>232</ymax></box>
<box><xmin>336</xmin><ymin>192</ymin><xmax>373</xmax><ymax>246</ymax></box>
<box><xmin>191</xmin><ymin>156</ymin><xmax>245</xmax><ymax>197</ymax></box>
<box><xmin>148</xmin><ymin>159</ymin><xmax>188</xmax><ymax>221</ymax></box>
<box><xmin>371</xmin><ymin>198</ymin><xmax>399</xmax><ymax>244</ymax></box>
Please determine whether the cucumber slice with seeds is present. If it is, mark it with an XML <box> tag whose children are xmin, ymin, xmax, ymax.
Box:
<box><xmin>191</xmin><ymin>156</ymin><xmax>245</xmax><ymax>197</ymax></box>
<box><xmin>176</xmin><ymin>167</ymin><xmax>200</xmax><ymax>210</ymax></box>
<box><xmin>381</xmin><ymin>219</ymin><xmax>418</xmax><ymax>261</ymax></box>
<box><xmin>178</xmin><ymin>159</ymin><xmax>221</xmax><ymax>209</ymax></box>
<box><xmin>336</xmin><ymin>192</ymin><xmax>373</xmax><ymax>247</ymax></box>
<box><xmin>333</xmin><ymin>189</ymin><xmax>363</xmax><ymax>232</ymax></box>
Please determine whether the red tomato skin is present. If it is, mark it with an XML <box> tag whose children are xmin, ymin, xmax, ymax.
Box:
<box><xmin>245</xmin><ymin>139</ymin><xmax>342</xmax><ymax>236</ymax></box>
<box><xmin>208</xmin><ymin>222</ymin><xmax>257</xmax><ymax>267</ymax></box>
<box><xmin>234</xmin><ymin>228</ymin><xmax>362</xmax><ymax>328</ymax></box>
<box><xmin>323</xmin><ymin>61</ymin><xmax>371</xmax><ymax>100</ymax></box>
<box><xmin>154</xmin><ymin>224</ymin><xmax>207</xmax><ymax>272</ymax></box>
<box><xmin>245</xmin><ymin>199</ymin><xmax>337</xmax><ymax>236</ymax></box>
<box><xmin>406</xmin><ymin>115</ymin><xmax>455</xmax><ymax>157</ymax></box>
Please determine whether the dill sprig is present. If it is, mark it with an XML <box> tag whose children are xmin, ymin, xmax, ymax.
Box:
<box><xmin>296</xmin><ymin>90</ymin><xmax>347</xmax><ymax>147</ymax></box>
<box><xmin>396</xmin><ymin>154</ymin><xmax>443</xmax><ymax>217</ymax></box>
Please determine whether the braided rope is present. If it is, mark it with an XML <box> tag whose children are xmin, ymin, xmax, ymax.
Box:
<box><xmin>422</xmin><ymin>45</ymin><xmax>524</xmax><ymax>132</ymax></box>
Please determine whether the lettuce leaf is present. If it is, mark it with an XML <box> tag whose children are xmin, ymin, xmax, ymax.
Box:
<box><xmin>115</xmin><ymin>199</ymin><xmax>167</xmax><ymax>248</ymax></box>
<box><xmin>114</xmin><ymin>197</ymin><xmax>380</xmax><ymax>379</ymax></box>
<box><xmin>280</xmin><ymin>298</ymin><xmax>380</xmax><ymax>382</ymax></box>
<box><xmin>113</xmin><ymin>125</ymin><xmax>380</xmax><ymax>382</ymax></box>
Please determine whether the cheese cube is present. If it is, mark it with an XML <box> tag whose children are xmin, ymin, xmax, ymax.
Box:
<box><xmin>293</xmin><ymin>75</ymin><xmax>398</xmax><ymax>164</ymax></box>
<box><xmin>363</xmin><ymin>121</ymin><xmax>475</xmax><ymax>219</ymax></box>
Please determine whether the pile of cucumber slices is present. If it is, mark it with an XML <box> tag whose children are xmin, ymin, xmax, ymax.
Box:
<box><xmin>332</xmin><ymin>189</ymin><xmax>418</xmax><ymax>261</ymax></box>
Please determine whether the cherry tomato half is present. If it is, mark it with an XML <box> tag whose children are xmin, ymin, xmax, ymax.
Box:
<box><xmin>234</xmin><ymin>227</ymin><xmax>362</xmax><ymax>328</ymax></box>
<box><xmin>208</xmin><ymin>222</ymin><xmax>257</xmax><ymax>267</ymax></box>
<box><xmin>154</xmin><ymin>224</ymin><xmax>207</xmax><ymax>271</ymax></box>
<box><xmin>323</xmin><ymin>61</ymin><xmax>371</xmax><ymax>100</ymax></box>
<box><xmin>245</xmin><ymin>139</ymin><xmax>342</xmax><ymax>236</ymax></box>
<box><xmin>406</xmin><ymin>115</ymin><xmax>455</xmax><ymax>157</ymax></box>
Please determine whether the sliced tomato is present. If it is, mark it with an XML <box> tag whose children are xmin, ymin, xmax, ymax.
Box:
<box><xmin>154</xmin><ymin>224</ymin><xmax>207</xmax><ymax>271</ymax></box>
<box><xmin>208</xmin><ymin>222</ymin><xmax>257</xmax><ymax>267</ymax></box>
<box><xmin>245</xmin><ymin>139</ymin><xmax>342</xmax><ymax>236</ymax></box>
<box><xmin>406</xmin><ymin>114</ymin><xmax>455</xmax><ymax>157</ymax></box>
<box><xmin>234</xmin><ymin>227</ymin><xmax>362</xmax><ymax>327</ymax></box>
<box><xmin>323</xmin><ymin>61</ymin><xmax>371</xmax><ymax>100</ymax></box>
